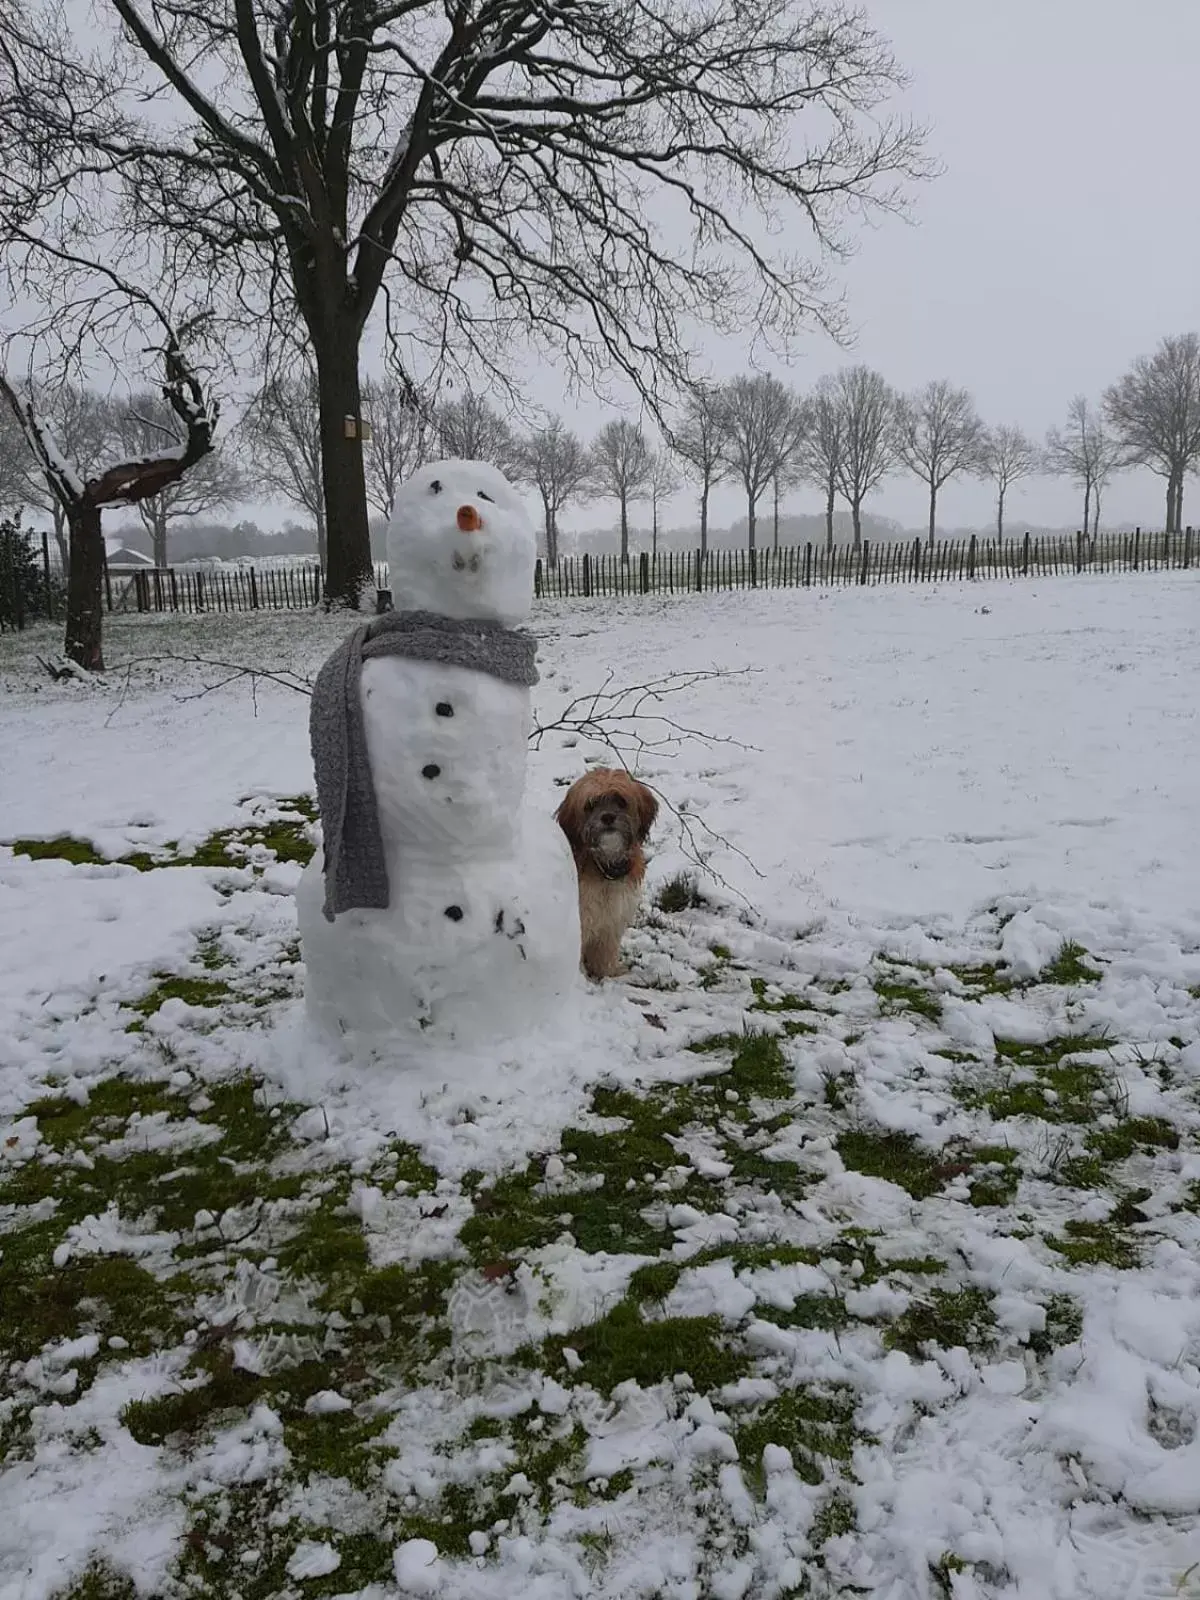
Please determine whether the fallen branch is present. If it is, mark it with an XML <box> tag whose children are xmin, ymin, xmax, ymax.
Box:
<box><xmin>98</xmin><ymin>651</ymin><xmax>766</xmax><ymax>897</ymax></box>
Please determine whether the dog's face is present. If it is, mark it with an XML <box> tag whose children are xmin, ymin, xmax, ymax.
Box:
<box><xmin>556</xmin><ymin>769</ymin><xmax>658</xmax><ymax>881</ymax></box>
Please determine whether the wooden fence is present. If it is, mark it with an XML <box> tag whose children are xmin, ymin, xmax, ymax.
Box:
<box><xmin>533</xmin><ymin>526</ymin><xmax>1196</xmax><ymax>599</ymax></box>
<box><xmin>4</xmin><ymin>527</ymin><xmax>1194</xmax><ymax>629</ymax></box>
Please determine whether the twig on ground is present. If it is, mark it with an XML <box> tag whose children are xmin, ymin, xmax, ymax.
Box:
<box><xmin>531</xmin><ymin>668</ymin><xmax>761</xmax><ymax>760</ymax></box>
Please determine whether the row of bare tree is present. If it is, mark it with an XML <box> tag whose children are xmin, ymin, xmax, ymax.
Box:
<box><xmin>6</xmin><ymin>330</ymin><xmax>1200</xmax><ymax>581</ymax></box>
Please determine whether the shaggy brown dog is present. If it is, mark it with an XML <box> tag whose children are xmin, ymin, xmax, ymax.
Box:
<box><xmin>555</xmin><ymin>769</ymin><xmax>659</xmax><ymax>980</ymax></box>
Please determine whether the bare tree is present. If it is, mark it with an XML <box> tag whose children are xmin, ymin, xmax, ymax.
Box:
<box><xmin>1</xmin><ymin>336</ymin><xmax>217</xmax><ymax>670</ymax></box>
<box><xmin>717</xmin><ymin>375</ymin><xmax>805</xmax><ymax>554</ymax></box>
<box><xmin>115</xmin><ymin>391</ymin><xmax>243</xmax><ymax>567</ymax></box>
<box><xmin>1104</xmin><ymin>334</ymin><xmax>1200</xmax><ymax>532</ymax></box>
<box><xmin>894</xmin><ymin>381</ymin><xmax>986</xmax><ymax>542</ymax></box>
<box><xmin>514</xmin><ymin>418</ymin><xmax>593</xmax><ymax>564</ymax></box>
<box><xmin>0</xmin><ymin>1</ymin><xmax>928</xmax><ymax>610</ymax></box>
<box><xmin>980</xmin><ymin>425</ymin><xmax>1041</xmax><ymax>539</ymax></box>
<box><xmin>668</xmin><ymin>386</ymin><xmax>728</xmax><ymax>559</ymax></box>
<box><xmin>795</xmin><ymin>377</ymin><xmax>844</xmax><ymax>551</ymax></box>
<box><xmin>592</xmin><ymin>420</ymin><xmax>653</xmax><ymax>565</ymax></box>
<box><xmin>1045</xmin><ymin>397</ymin><xmax>1126</xmax><ymax>537</ymax></box>
<box><xmin>647</xmin><ymin>449</ymin><xmax>681</xmax><ymax>557</ymax></box>
<box><xmin>0</xmin><ymin>396</ymin><xmax>25</xmax><ymax>514</ymax></box>
<box><xmin>12</xmin><ymin>386</ymin><xmax>119</xmax><ymax>570</ymax></box>
<box><xmin>435</xmin><ymin>394</ymin><xmax>521</xmax><ymax>477</ymax></box>
<box><xmin>362</xmin><ymin>379</ymin><xmax>430</xmax><ymax>523</ymax></box>
<box><xmin>832</xmin><ymin>366</ymin><xmax>896</xmax><ymax>550</ymax></box>
<box><xmin>243</xmin><ymin>370</ymin><xmax>326</xmax><ymax>567</ymax></box>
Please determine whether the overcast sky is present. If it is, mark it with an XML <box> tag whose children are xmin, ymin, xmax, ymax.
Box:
<box><xmin>560</xmin><ymin>0</ymin><xmax>1200</xmax><ymax>537</ymax></box>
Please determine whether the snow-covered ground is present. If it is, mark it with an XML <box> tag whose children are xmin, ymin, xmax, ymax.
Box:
<box><xmin>2</xmin><ymin>573</ymin><xmax>1199</xmax><ymax>1600</ymax></box>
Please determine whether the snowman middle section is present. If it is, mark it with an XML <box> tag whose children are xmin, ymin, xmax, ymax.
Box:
<box><xmin>298</xmin><ymin>649</ymin><xmax>582</xmax><ymax>1056</ymax></box>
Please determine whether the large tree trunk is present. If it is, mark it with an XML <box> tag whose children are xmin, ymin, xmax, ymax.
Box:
<box><xmin>652</xmin><ymin>497</ymin><xmax>658</xmax><ymax>557</ymax></box>
<box><xmin>747</xmin><ymin>493</ymin><xmax>756</xmax><ymax>554</ymax></box>
<box><xmin>64</xmin><ymin>502</ymin><xmax>105</xmax><ymax>671</ymax></box>
<box><xmin>1082</xmin><ymin>484</ymin><xmax>1091</xmax><ymax>539</ymax></box>
<box><xmin>1092</xmin><ymin>491</ymin><xmax>1101</xmax><ymax>538</ymax></box>
<box><xmin>53</xmin><ymin>504</ymin><xmax>68</xmax><ymax>575</ymax></box>
<box><xmin>851</xmin><ymin>498</ymin><xmax>862</xmax><ymax>551</ymax></box>
<box><xmin>996</xmin><ymin>484</ymin><xmax>1006</xmax><ymax>539</ymax></box>
<box><xmin>1172</xmin><ymin>472</ymin><xmax>1185</xmax><ymax>534</ymax></box>
<box><xmin>152</xmin><ymin>503</ymin><xmax>168</xmax><ymax>568</ymax></box>
<box><xmin>772</xmin><ymin>476</ymin><xmax>780</xmax><ymax>551</ymax></box>
<box><xmin>927</xmin><ymin>482</ymin><xmax>937</xmax><ymax>544</ymax></box>
<box><xmin>825</xmin><ymin>475</ymin><xmax>835</xmax><ymax>551</ymax></box>
<box><xmin>619</xmin><ymin>491</ymin><xmax>629</xmax><ymax>565</ymax></box>
<box><xmin>699</xmin><ymin>481</ymin><xmax>709</xmax><ymax>559</ymax></box>
<box><xmin>315</xmin><ymin>506</ymin><xmax>329</xmax><ymax>571</ymax></box>
<box><xmin>314</xmin><ymin>332</ymin><xmax>374</xmax><ymax>608</ymax></box>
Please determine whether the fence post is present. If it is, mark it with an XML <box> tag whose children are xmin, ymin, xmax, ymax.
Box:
<box><xmin>248</xmin><ymin>567</ymin><xmax>259</xmax><ymax>609</ymax></box>
<box><xmin>749</xmin><ymin>547</ymin><xmax>758</xmax><ymax>588</ymax></box>
<box><xmin>803</xmin><ymin>542</ymin><xmax>812</xmax><ymax>588</ymax></box>
<box><xmin>967</xmin><ymin>533</ymin><xmax>977</xmax><ymax>580</ymax></box>
<box><xmin>696</xmin><ymin>549</ymin><xmax>703</xmax><ymax>592</ymax></box>
<box><xmin>582</xmin><ymin>553</ymin><xmax>592</xmax><ymax>598</ymax></box>
<box><xmin>134</xmin><ymin>570</ymin><xmax>147</xmax><ymax>612</ymax></box>
<box><xmin>911</xmin><ymin>537</ymin><xmax>921</xmax><ymax>581</ymax></box>
<box><xmin>858</xmin><ymin>540</ymin><xmax>869</xmax><ymax>585</ymax></box>
<box><xmin>1075</xmin><ymin>530</ymin><xmax>1083</xmax><ymax>573</ymax></box>
<box><xmin>1133</xmin><ymin>526</ymin><xmax>1141</xmax><ymax>570</ymax></box>
<box><xmin>1021</xmin><ymin>531</ymin><xmax>1031</xmax><ymax>576</ymax></box>
<box><xmin>534</xmin><ymin>558</ymin><xmax>543</xmax><ymax>599</ymax></box>
<box><xmin>639</xmin><ymin>551</ymin><xmax>649</xmax><ymax>594</ymax></box>
<box><xmin>1185</xmin><ymin>526</ymin><xmax>1193</xmax><ymax>570</ymax></box>
<box><xmin>40</xmin><ymin>530</ymin><xmax>53</xmax><ymax>618</ymax></box>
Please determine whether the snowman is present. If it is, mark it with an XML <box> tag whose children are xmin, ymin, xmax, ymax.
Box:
<box><xmin>295</xmin><ymin>459</ymin><xmax>582</xmax><ymax>1057</ymax></box>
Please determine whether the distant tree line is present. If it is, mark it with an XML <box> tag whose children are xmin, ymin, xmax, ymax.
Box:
<box><xmin>4</xmin><ymin>332</ymin><xmax>1200</xmax><ymax>574</ymax></box>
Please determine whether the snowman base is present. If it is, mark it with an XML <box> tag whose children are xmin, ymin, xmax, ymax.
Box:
<box><xmin>296</xmin><ymin>809</ymin><xmax>582</xmax><ymax>1061</ymax></box>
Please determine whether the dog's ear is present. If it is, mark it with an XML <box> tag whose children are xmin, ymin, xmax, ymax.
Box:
<box><xmin>634</xmin><ymin>782</ymin><xmax>659</xmax><ymax>842</ymax></box>
<box><xmin>555</xmin><ymin>784</ymin><xmax>586</xmax><ymax>846</ymax></box>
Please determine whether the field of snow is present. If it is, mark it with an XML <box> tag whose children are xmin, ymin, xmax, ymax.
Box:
<box><xmin>2</xmin><ymin>573</ymin><xmax>1199</xmax><ymax>1600</ymax></box>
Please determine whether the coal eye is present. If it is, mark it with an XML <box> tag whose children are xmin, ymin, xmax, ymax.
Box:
<box><xmin>478</xmin><ymin>490</ymin><xmax>493</xmax><ymax>502</ymax></box>
<box><xmin>430</xmin><ymin>478</ymin><xmax>443</xmax><ymax>494</ymax></box>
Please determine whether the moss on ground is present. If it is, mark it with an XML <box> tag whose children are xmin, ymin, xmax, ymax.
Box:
<box><xmin>836</xmin><ymin>1129</ymin><xmax>947</xmax><ymax>1200</ymax></box>
<box><xmin>462</xmin><ymin>1033</ymin><xmax>799</xmax><ymax>1264</ymax></box>
<box><xmin>538</xmin><ymin>1299</ymin><xmax>744</xmax><ymax>1393</ymax></box>
<box><xmin>885</xmin><ymin>1288</ymin><xmax>996</xmax><ymax>1358</ymax></box>
<box><xmin>654</xmin><ymin>872</ymin><xmax>709</xmax><ymax>912</ymax></box>
<box><xmin>1046</xmin><ymin>1219</ymin><xmax>1139</xmax><ymax>1269</ymax></box>
<box><xmin>51</xmin><ymin>1567</ymin><xmax>139</xmax><ymax>1600</ymax></box>
<box><xmin>7</xmin><ymin>795</ymin><xmax>316</xmax><ymax>877</ymax></box>
<box><xmin>1039</xmin><ymin>941</ymin><xmax>1101</xmax><ymax>986</ymax></box>
<box><xmin>733</xmin><ymin>1384</ymin><xmax>860</xmax><ymax>1491</ymax></box>
<box><xmin>873</xmin><ymin>972</ymin><xmax>943</xmax><ymax>1023</ymax></box>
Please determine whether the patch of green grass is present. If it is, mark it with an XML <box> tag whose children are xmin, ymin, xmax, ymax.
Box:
<box><xmin>628</xmin><ymin>1261</ymin><xmax>684</xmax><ymax>1303</ymax></box>
<box><xmin>50</xmin><ymin>1566</ymin><xmax>139</xmax><ymax>1600</ymax></box>
<box><xmin>655</xmin><ymin>873</ymin><xmax>708</xmax><ymax>913</ymax></box>
<box><xmin>128</xmin><ymin>974</ymin><xmax>235</xmax><ymax>1020</ymax></box>
<box><xmin>811</xmin><ymin>1489</ymin><xmax>857</xmax><ymax>1546</ymax></box>
<box><xmin>1046</xmin><ymin>1219</ymin><xmax>1138</xmax><ymax>1269</ymax></box>
<box><xmin>966</xmin><ymin>1037</ymin><xmax>1114</xmax><ymax>1124</ymax></box>
<box><xmin>873</xmin><ymin>974</ymin><xmax>942</xmax><ymax>1023</ymax></box>
<box><xmin>733</xmin><ymin>1384</ymin><xmax>859</xmax><ymax>1491</ymax></box>
<box><xmin>885</xmin><ymin>1288</ymin><xmax>996</xmax><ymax>1358</ymax></box>
<box><xmin>946</xmin><ymin>962</ymin><xmax>1017</xmax><ymax>996</ymax></box>
<box><xmin>837</xmin><ymin>1129</ymin><xmax>946</xmax><ymax>1201</ymax></box>
<box><xmin>966</xmin><ymin>1145</ymin><xmax>1020</xmax><ymax>1207</ymax></box>
<box><xmin>1028</xmin><ymin>1293</ymin><xmax>1084</xmax><ymax>1356</ymax></box>
<box><xmin>749</xmin><ymin>978</ymin><xmax>813</xmax><ymax>1016</ymax></box>
<box><xmin>9</xmin><ymin>835</ymin><xmax>111</xmax><ymax>866</ymax></box>
<box><xmin>539</xmin><ymin>1300</ymin><xmax>744</xmax><ymax>1394</ymax></box>
<box><xmin>462</xmin><ymin>1041</ymin><xmax>797</xmax><ymax>1265</ymax></box>
<box><xmin>26</xmin><ymin>1076</ymin><xmax>176</xmax><ymax>1151</ymax></box>
<box><xmin>1085</xmin><ymin>1117</ymin><xmax>1179</xmax><ymax>1162</ymax></box>
<box><xmin>1040</xmin><ymin>941</ymin><xmax>1101</xmax><ymax>986</ymax></box>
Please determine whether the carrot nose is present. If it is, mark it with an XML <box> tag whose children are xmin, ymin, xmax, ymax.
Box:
<box><xmin>457</xmin><ymin>504</ymin><xmax>483</xmax><ymax>533</ymax></box>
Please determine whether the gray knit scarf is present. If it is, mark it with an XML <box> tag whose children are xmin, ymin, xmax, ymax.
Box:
<box><xmin>310</xmin><ymin>610</ymin><xmax>539</xmax><ymax>922</ymax></box>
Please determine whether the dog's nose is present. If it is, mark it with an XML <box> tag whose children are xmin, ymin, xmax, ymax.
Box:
<box><xmin>457</xmin><ymin>504</ymin><xmax>483</xmax><ymax>533</ymax></box>
<box><xmin>600</xmin><ymin>811</ymin><xmax>616</xmax><ymax>826</ymax></box>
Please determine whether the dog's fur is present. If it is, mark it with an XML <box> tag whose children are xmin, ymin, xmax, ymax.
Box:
<box><xmin>555</xmin><ymin>769</ymin><xmax>658</xmax><ymax>979</ymax></box>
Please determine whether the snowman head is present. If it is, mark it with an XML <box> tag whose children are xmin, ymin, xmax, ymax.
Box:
<box><xmin>385</xmin><ymin>459</ymin><xmax>535</xmax><ymax>625</ymax></box>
